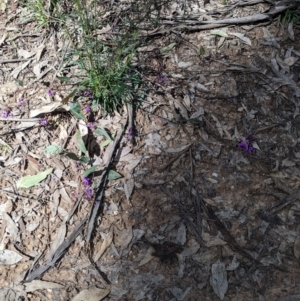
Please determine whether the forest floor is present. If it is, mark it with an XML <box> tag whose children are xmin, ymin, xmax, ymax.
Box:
<box><xmin>1</xmin><ymin>0</ymin><xmax>300</xmax><ymax>300</ymax></box>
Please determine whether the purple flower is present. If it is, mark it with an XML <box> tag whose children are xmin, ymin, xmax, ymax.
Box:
<box><xmin>85</xmin><ymin>106</ymin><xmax>91</xmax><ymax>113</ymax></box>
<box><xmin>88</xmin><ymin>122</ymin><xmax>95</xmax><ymax>130</ymax></box>
<box><xmin>41</xmin><ymin>118</ymin><xmax>48</xmax><ymax>126</ymax></box>
<box><xmin>82</xmin><ymin>177</ymin><xmax>90</xmax><ymax>186</ymax></box>
<box><xmin>238</xmin><ymin>135</ymin><xmax>255</xmax><ymax>154</ymax></box>
<box><xmin>18</xmin><ymin>98</ymin><xmax>25</xmax><ymax>104</ymax></box>
<box><xmin>238</xmin><ymin>141</ymin><xmax>249</xmax><ymax>152</ymax></box>
<box><xmin>158</xmin><ymin>75</ymin><xmax>167</xmax><ymax>83</ymax></box>
<box><xmin>126</xmin><ymin>127</ymin><xmax>133</xmax><ymax>139</ymax></box>
<box><xmin>84</xmin><ymin>90</ymin><xmax>91</xmax><ymax>96</ymax></box>
<box><xmin>84</xmin><ymin>186</ymin><xmax>93</xmax><ymax>199</ymax></box>
<box><xmin>48</xmin><ymin>90</ymin><xmax>55</xmax><ymax>97</ymax></box>
<box><xmin>8</xmin><ymin>112</ymin><xmax>13</xmax><ymax>117</ymax></box>
<box><xmin>1</xmin><ymin>110</ymin><xmax>8</xmax><ymax>118</ymax></box>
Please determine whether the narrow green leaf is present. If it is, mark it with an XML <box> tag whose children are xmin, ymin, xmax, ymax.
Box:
<box><xmin>160</xmin><ymin>43</ymin><xmax>176</xmax><ymax>55</ymax></box>
<box><xmin>79</xmin><ymin>156</ymin><xmax>89</xmax><ymax>164</ymax></box>
<box><xmin>210</xmin><ymin>29</ymin><xmax>228</xmax><ymax>37</ymax></box>
<box><xmin>69</xmin><ymin>102</ymin><xmax>84</xmax><ymax>120</ymax></box>
<box><xmin>75</xmin><ymin>130</ymin><xmax>87</xmax><ymax>155</ymax></box>
<box><xmin>108</xmin><ymin>170</ymin><xmax>122</xmax><ymax>180</ymax></box>
<box><xmin>82</xmin><ymin>166</ymin><xmax>97</xmax><ymax>177</ymax></box>
<box><xmin>17</xmin><ymin>168</ymin><xmax>53</xmax><ymax>188</ymax></box>
<box><xmin>57</xmin><ymin>76</ymin><xmax>71</xmax><ymax>83</ymax></box>
<box><xmin>100</xmin><ymin>139</ymin><xmax>112</xmax><ymax>149</ymax></box>
<box><xmin>14</xmin><ymin>78</ymin><xmax>24</xmax><ymax>86</ymax></box>
<box><xmin>94</xmin><ymin>127</ymin><xmax>112</xmax><ymax>140</ymax></box>
<box><xmin>199</xmin><ymin>46</ymin><xmax>205</xmax><ymax>56</ymax></box>
<box><xmin>61</xmin><ymin>89</ymin><xmax>76</xmax><ymax>104</ymax></box>
<box><xmin>45</xmin><ymin>145</ymin><xmax>62</xmax><ymax>154</ymax></box>
<box><xmin>65</xmin><ymin>152</ymin><xmax>81</xmax><ymax>161</ymax></box>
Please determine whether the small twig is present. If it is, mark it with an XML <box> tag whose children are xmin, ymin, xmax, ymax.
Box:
<box><xmin>0</xmin><ymin>188</ymin><xmax>39</xmax><ymax>202</ymax></box>
<box><xmin>50</xmin><ymin>39</ymin><xmax>71</xmax><ymax>86</ymax></box>
<box><xmin>269</xmin><ymin>189</ymin><xmax>300</xmax><ymax>214</ymax></box>
<box><xmin>0</xmin><ymin>117</ymin><xmax>42</xmax><ymax>122</ymax></box>
<box><xmin>158</xmin><ymin>146</ymin><xmax>190</xmax><ymax>172</ymax></box>
<box><xmin>0</xmin><ymin>58</ymin><xmax>31</xmax><ymax>64</ymax></box>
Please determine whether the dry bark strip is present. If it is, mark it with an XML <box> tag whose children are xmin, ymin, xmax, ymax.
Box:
<box><xmin>142</xmin><ymin>2</ymin><xmax>296</xmax><ymax>36</ymax></box>
<box><xmin>85</xmin><ymin>118</ymin><xmax>127</xmax><ymax>242</ymax></box>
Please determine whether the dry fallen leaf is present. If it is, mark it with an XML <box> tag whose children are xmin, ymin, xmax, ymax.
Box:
<box><xmin>94</xmin><ymin>231</ymin><xmax>113</xmax><ymax>262</ymax></box>
<box><xmin>0</xmin><ymin>249</ymin><xmax>23</xmax><ymax>265</ymax></box>
<box><xmin>71</xmin><ymin>287</ymin><xmax>110</xmax><ymax>301</ymax></box>
<box><xmin>293</xmin><ymin>235</ymin><xmax>300</xmax><ymax>261</ymax></box>
<box><xmin>22</xmin><ymin>280</ymin><xmax>64</xmax><ymax>292</ymax></box>
<box><xmin>210</xmin><ymin>260</ymin><xmax>228</xmax><ymax>300</ymax></box>
<box><xmin>47</xmin><ymin>222</ymin><xmax>67</xmax><ymax>260</ymax></box>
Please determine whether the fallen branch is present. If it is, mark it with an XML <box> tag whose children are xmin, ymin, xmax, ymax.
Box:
<box><xmin>142</xmin><ymin>2</ymin><xmax>296</xmax><ymax>36</ymax></box>
<box><xmin>85</xmin><ymin>118</ymin><xmax>127</xmax><ymax>242</ymax></box>
<box><xmin>24</xmin><ymin>217</ymin><xmax>88</xmax><ymax>282</ymax></box>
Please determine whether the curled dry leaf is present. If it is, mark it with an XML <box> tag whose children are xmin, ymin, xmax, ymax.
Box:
<box><xmin>124</xmin><ymin>178</ymin><xmax>135</xmax><ymax>200</ymax></box>
<box><xmin>94</xmin><ymin>231</ymin><xmax>113</xmax><ymax>262</ymax></box>
<box><xmin>210</xmin><ymin>260</ymin><xmax>228</xmax><ymax>300</ymax></box>
<box><xmin>138</xmin><ymin>247</ymin><xmax>154</xmax><ymax>267</ymax></box>
<box><xmin>114</xmin><ymin>227</ymin><xmax>133</xmax><ymax>249</ymax></box>
<box><xmin>293</xmin><ymin>235</ymin><xmax>300</xmax><ymax>261</ymax></box>
<box><xmin>22</xmin><ymin>280</ymin><xmax>64</xmax><ymax>292</ymax></box>
<box><xmin>229</xmin><ymin>32</ymin><xmax>251</xmax><ymax>46</ymax></box>
<box><xmin>71</xmin><ymin>287</ymin><xmax>110</xmax><ymax>301</ymax></box>
<box><xmin>145</xmin><ymin>133</ymin><xmax>162</xmax><ymax>155</ymax></box>
<box><xmin>47</xmin><ymin>223</ymin><xmax>67</xmax><ymax>260</ymax></box>
<box><xmin>211</xmin><ymin>114</ymin><xmax>223</xmax><ymax>137</ymax></box>
<box><xmin>11</xmin><ymin>60</ymin><xmax>31</xmax><ymax>78</ymax></box>
<box><xmin>0</xmin><ymin>249</ymin><xmax>22</xmax><ymax>265</ymax></box>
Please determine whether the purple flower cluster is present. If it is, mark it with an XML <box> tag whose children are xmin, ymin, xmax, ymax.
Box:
<box><xmin>48</xmin><ymin>90</ymin><xmax>55</xmax><ymax>97</ymax></box>
<box><xmin>238</xmin><ymin>135</ymin><xmax>255</xmax><ymax>154</ymax></box>
<box><xmin>1</xmin><ymin>110</ymin><xmax>13</xmax><ymax>118</ymax></box>
<box><xmin>41</xmin><ymin>118</ymin><xmax>48</xmax><ymax>126</ymax></box>
<box><xmin>82</xmin><ymin>177</ymin><xmax>93</xmax><ymax>200</ymax></box>
<box><xmin>88</xmin><ymin>122</ymin><xmax>94</xmax><ymax>130</ymax></box>
<box><xmin>126</xmin><ymin>127</ymin><xmax>133</xmax><ymax>140</ymax></box>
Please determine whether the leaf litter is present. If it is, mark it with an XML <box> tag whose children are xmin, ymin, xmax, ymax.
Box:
<box><xmin>0</xmin><ymin>0</ymin><xmax>300</xmax><ymax>300</ymax></box>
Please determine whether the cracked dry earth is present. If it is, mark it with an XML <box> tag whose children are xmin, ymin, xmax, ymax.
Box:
<box><xmin>1</xmin><ymin>0</ymin><xmax>300</xmax><ymax>301</ymax></box>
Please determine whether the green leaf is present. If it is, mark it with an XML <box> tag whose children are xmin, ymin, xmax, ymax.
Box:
<box><xmin>199</xmin><ymin>46</ymin><xmax>205</xmax><ymax>56</ymax></box>
<box><xmin>91</xmin><ymin>99</ymin><xmax>99</xmax><ymax>111</ymax></box>
<box><xmin>57</xmin><ymin>76</ymin><xmax>71</xmax><ymax>82</ymax></box>
<box><xmin>94</xmin><ymin>127</ymin><xmax>112</xmax><ymax>140</ymax></box>
<box><xmin>187</xmin><ymin>118</ymin><xmax>205</xmax><ymax>126</ymax></box>
<box><xmin>65</xmin><ymin>152</ymin><xmax>81</xmax><ymax>161</ymax></box>
<box><xmin>75</xmin><ymin>130</ymin><xmax>87</xmax><ymax>155</ymax></box>
<box><xmin>17</xmin><ymin>168</ymin><xmax>53</xmax><ymax>188</ymax></box>
<box><xmin>160</xmin><ymin>43</ymin><xmax>176</xmax><ymax>55</ymax></box>
<box><xmin>45</xmin><ymin>145</ymin><xmax>62</xmax><ymax>154</ymax></box>
<box><xmin>108</xmin><ymin>170</ymin><xmax>122</xmax><ymax>180</ymax></box>
<box><xmin>69</xmin><ymin>102</ymin><xmax>84</xmax><ymax>120</ymax></box>
<box><xmin>14</xmin><ymin>78</ymin><xmax>23</xmax><ymax>86</ymax></box>
<box><xmin>82</xmin><ymin>166</ymin><xmax>97</xmax><ymax>177</ymax></box>
<box><xmin>79</xmin><ymin>156</ymin><xmax>89</xmax><ymax>164</ymax></box>
<box><xmin>62</xmin><ymin>89</ymin><xmax>77</xmax><ymax>104</ymax></box>
<box><xmin>210</xmin><ymin>29</ymin><xmax>228</xmax><ymax>37</ymax></box>
<box><xmin>100</xmin><ymin>139</ymin><xmax>112</xmax><ymax>149</ymax></box>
